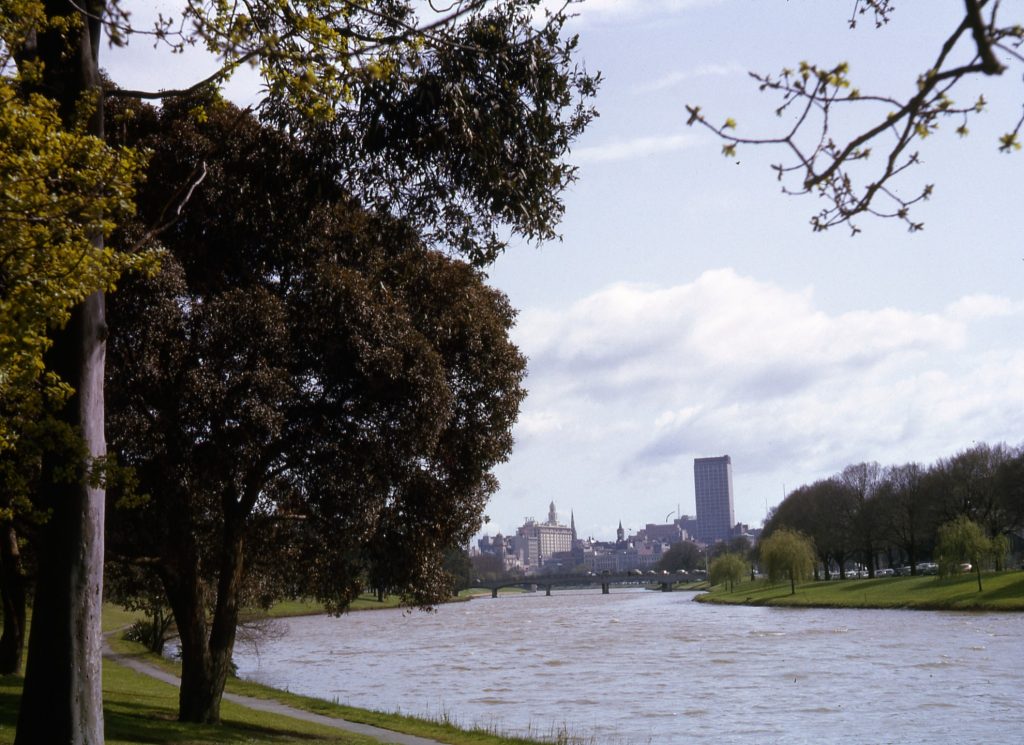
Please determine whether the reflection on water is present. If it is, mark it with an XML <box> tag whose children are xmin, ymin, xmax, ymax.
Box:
<box><xmin>230</xmin><ymin>589</ymin><xmax>1024</xmax><ymax>744</ymax></box>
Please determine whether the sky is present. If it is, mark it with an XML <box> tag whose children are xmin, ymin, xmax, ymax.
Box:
<box><xmin>102</xmin><ymin>1</ymin><xmax>1024</xmax><ymax>543</ymax></box>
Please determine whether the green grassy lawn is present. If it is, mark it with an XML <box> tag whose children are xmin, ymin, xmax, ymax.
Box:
<box><xmin>0</xmin><ymin>662</ymin><xmax>381</xmax><ymax>745</ymax></box>
<box><xmin>252</xmin><ymin>594</ymin><xmax>402</xmax><ymax>619</ymax></box>
<box><xmin>697</xmin><ymin>570</ymin><xmax>1024</xmax><ymax>610</ymax></box>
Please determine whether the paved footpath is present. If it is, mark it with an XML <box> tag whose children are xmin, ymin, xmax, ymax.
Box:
<box><xmin>102</xmin><ymin>639</ymin><xmax>446</xmax><ymax>745</ymax></box>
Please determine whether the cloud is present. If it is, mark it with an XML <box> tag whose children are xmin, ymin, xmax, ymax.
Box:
<box><xmin>511</xmin><ymin>269</ymin><xmax>1024</xmax><ymax>483</ymax></box>
<box><xmin>553</xmin><ymin>0</ymin><xmax>724</xmax><ymax>22</ymax></box>
<box><xmin>572</xmin><ymin>133</ymin><xmax>701</xmax><ymax>163</ymax></box>
<box><xmin>637</xmin><ymin>63</ymin><xmax>748</xmax><ymax>94</ymax></box>
<box><xmin>945</xmin><ymin>294</ymin><xmax>1024</xmax><ymax>321</ymax></box>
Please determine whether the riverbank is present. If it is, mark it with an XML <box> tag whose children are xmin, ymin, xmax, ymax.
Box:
<box><xmin>0</xmin><ymin>601</ymin><xmax>552</xmax><ymax>745</ymax></box>
<box><xmin>695</xmin><ymin>570</ymin><xmax>1024</xmax><ymax>611</ymax></box>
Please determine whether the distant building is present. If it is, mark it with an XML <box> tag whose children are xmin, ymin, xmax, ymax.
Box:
<box><xmin>515</xmin><ymin>502</ymin><xmax>573</xmax><ymax>571</ymax></box>
<box><xmin>641</xmin><ymin>522</ymin><xmax>683</xmax><ymax>545</ymax></box>
<box><xmin>676</xmin><ymin>515</ymin><xmax>698</xmax><ymax>542</ymax></box>
<box><xmin>581</xmin><ymin>538</ymin><xmax>669</xmax><ymax>573</ymax></box>
<box><xmin>694</xmin><ymin>455</ymin><xmax>735</xmax><ymax>545</ymax></box>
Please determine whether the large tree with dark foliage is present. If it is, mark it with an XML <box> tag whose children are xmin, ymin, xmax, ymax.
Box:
<box><xmin>105</xmin><ymin>97</ymin><xmax>526</xmax><ymax>723</ymax></box>
<box><xmin>766</xmin><ymin>478</ymin><xmax>856</xmax><ymax>579</ymax></box>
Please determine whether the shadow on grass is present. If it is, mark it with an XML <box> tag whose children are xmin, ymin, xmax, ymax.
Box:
<box><xmin>106</xmin><ymin>706</ymin><xmax>329</xmax><ymax>744</ymax></box>
<box><xmin>972</xmin><ymin>573</ymin><xmax>1024</xmax><ymax>602</ymax></box>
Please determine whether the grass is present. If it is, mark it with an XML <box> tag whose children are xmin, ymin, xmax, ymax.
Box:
<box><xmin>0</xmin><ymin>662</ymin><xmax>382</xmax><ymax>745</ymax></box>
<box><xmin>696</xmin><ymin>570</ymin><xmax>1024</xmax><ymax>611</ymax></box>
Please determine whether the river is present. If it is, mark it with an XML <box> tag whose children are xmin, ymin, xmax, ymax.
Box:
<box><xmin>229</xmin><ymin>589</ymin><xmax>1023</xmax><ymax>744</ymax></box>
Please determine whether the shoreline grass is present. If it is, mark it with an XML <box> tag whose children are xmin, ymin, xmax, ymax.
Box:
<box><xmin>696</xmin><ymin>570</ymin><xmax>1024</xmax><ymax>611</ymax></box>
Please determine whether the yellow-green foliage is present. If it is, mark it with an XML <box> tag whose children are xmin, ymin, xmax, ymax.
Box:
<box><xmin>759</xmin><ymin>528</ymin><xmax>816</xmax><ymax>593</ymax></box>
<box><xmin>936</xmin><ymin>517</ymin><xmax>989</xmax><ymax>574</ymax></box>
<box><xmin>709</xmin><ymin>553</ymin><xmax>748</xmax><ymax>592</ymax></box>
<box><xmin>172</xmin><ymin>0</ymin><xmax>415</xmax><ymax>121</ymax></box>
<box><xmin>0</xmin><ymin>77</ymin><xmax>152</xmax><ymax>449</ymax></box>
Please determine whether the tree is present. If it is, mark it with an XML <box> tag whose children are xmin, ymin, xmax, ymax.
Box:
<box><xmin>105</xmin><ymin>98</ymin><xmax>526</xmax><ymax>723</ymax></box>
<box><xmin>709</xmin><ymin>553</ymin><xmax>748</xmax><ymax>593</ymax></box>
<box><xmin>5</xmin><ymin>4</ymin><xmax>151</xmax><ymax>738</ymax></box>
<box><xmin>442</xmin><ymin>548</ymin><xmax>474</xmax><ymax>594</ymax></box>
<box><xmin>470</xmin><ymin>552</ymin><xmax>508</xmax><ymax>582</ymax></box>
<box><xmin>657</xmin><ymin>540</ymin><xmax>703</xmax><ymax>573</ymax></box>
<box><xmin>935</xmin><ymin>515</ymin><xmax>992</xmax><ymax>591</ymax></box>
<box><xmin>759</xmin><ymin>528</ymin><xmax>816</xmax><ymax>595</ymax></box>
<box><xmin>925</xmin><ymin>443</ymin><xmax>1018</xmax><ymax>546</ymax></box>
<box><xmin>993</xmin><ymin>445</ymin><xmax>1024</xmax><ymax>534</ymax></box>
<box><xmin>105</xmin><ymin>562</ymin><xmax>175</xmax><ymax>655</ymax></box>
<box><xmin>6</xmin><ymin>1</ymin><xmax>594</xmax><ymax>740</ymax></box>
<box><xmin>686</xmin><ymin>1</ymin><xmax>1023</xmax><ymax>233</ymax></box>
<box><xmin>876</xmin><ymin>463</ymin><xmax>934</xmax><ymax>575</ymax></box>
<box><xmin>840</xmin><ymin>462</ymin><xmax>884</xmax><ymax>577</ymax></box>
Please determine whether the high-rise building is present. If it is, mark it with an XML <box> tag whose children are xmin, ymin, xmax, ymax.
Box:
<box><xmin>515</xmin><ymin>502</ymin><xmax>573</xmax><ymax>568</ymax></box>
<box><xmin>694</xmin><ymin>455</ymin><xmax>735</xmax><ymax>545</ymax></box>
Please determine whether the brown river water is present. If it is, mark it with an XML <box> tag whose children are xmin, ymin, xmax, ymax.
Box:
<box><xmin>228</xmin><ymin>589</ymin><xmax>1023</xmax><ymax>744</ymax></box>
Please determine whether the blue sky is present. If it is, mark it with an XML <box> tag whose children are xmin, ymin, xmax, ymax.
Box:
<box><xmin>482</xmin><ymin>0</ymin><xmax>1024</xmax><ymax>540</ymax></box>
<box><xmin>103</xmin><ymin>1</ymin><xmax>1024</xmax><ymax>542</ymax></box>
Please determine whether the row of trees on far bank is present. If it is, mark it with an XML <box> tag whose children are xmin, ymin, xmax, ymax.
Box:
<box><xmin>763</xmin><ymin>442</ymin><xmax>1024</xmax><ymax>579</ymax></box>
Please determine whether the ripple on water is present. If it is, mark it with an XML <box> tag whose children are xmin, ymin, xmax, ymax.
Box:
<box><xmin>229</xmin><ymin>592</ymin><xmax>1024</xmax><ymax>745</ymax></box>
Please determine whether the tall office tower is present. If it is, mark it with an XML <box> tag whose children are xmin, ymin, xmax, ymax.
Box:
<box><xmin>694</xmin><ymin>455</ymin><xmax>735</xmax><ymax>545</ymax></box>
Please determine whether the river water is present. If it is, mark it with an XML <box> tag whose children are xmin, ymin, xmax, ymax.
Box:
<box><xmin>230</xmin><ymin>589</ymin><xmax>1023</xmax><ymax>744</ymax></box>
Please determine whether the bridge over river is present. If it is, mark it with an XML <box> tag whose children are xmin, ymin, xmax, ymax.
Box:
<box><xmin>473</xmin><ymin>571</ymin><xmax>698</xmax><ymax>598</ymax></box>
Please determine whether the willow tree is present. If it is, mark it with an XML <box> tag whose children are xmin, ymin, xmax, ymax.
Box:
<box><xmin>935</xmin><ymin>516</ymin><xmax>992</xmax><ymax>591</ymax></box>
<box><xmin>709</xmin><ymin>553</ymin><xmax>748</xmax><ymax>593</ymax></box>
<box><xmin>6</xmin><ymin>0</ymin><xmax>595</xmax><ymax>741</ymax></box>
<box><xmin>759</xmin><ymin>528</ymin><xmax>816</xmax><ymax>595</ymax></box>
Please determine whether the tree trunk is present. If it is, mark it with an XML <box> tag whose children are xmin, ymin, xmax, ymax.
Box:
<box><xmin>170</xmin><ymin>509</ymin><xmax>247</xmax><ymax>724</ymax></box>
<box><xmin>0</xmin><ymin>523</ymin><xmax>26</xmax><ymax>674</ymax></box>
<box><xmin>16</xmin><ymin>296</ymin><xmax>107</xmax><ymax>745</ymax></box>
<box><xmin>15</xmin><ymin>2</ymin><xmax>108</xmax><ymax>743</ymax></box>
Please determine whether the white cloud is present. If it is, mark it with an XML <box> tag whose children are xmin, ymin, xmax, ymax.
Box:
<box><xmin>946</xmin><ymin>294</ymin><xmax>1024</xmax><ymax>321</ymax></box>
<box><xmin>512</xmin><ymin>269</ymin><xmax>1024</xmax><ymax>482</ymax></box>
<box><xmin>637</xmin><ymin>63</ymin><xmax>747</xmax><ymax>94</ymax></box>
<box><xmin>556</xmin><ymin>0</ymin><xmax>724</xmax><ymax>22</ymax></box>
<box><xmin>515</xmin><ymin>410</ymin><xmax>566</xmax><ymax>437</ymax></box>
<box><xmin>572</xmin><ymin>133</ymin><xmax>701</xmax><ymax>163</ymax></box>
